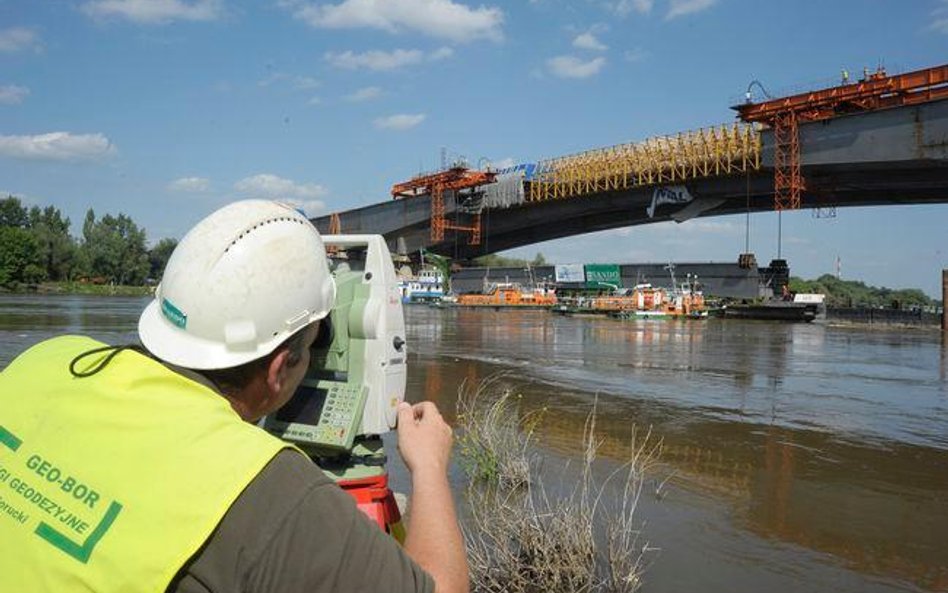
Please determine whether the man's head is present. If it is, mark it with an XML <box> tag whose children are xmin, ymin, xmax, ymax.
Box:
<box><xmin>202</xmin><ymin>321</ymin><xmax>320</xmax><ymax>421</ymax></box>
<box><xmin>138</xmin><ymin>200</ymin><xmax>336</xmax><ymax>416</ymax></box>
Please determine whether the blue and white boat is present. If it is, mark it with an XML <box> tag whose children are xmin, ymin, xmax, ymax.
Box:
<box><xmin>398</xmin><ymin>268</ymin><xmax>445</xmax><ymax>304</ymax></box>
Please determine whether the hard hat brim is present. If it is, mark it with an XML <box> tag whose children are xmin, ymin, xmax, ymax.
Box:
<box><xmin>138</xmin><ymin>299</ymin><xmax>323</xmax><ymax>371</ymax></box>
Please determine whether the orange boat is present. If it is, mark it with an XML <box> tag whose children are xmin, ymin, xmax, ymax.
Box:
<box><xmin>559</xmin><ymin>283</ymin><xmax>706</xmax><ymax>319</ymax></box>
<box><xmin>457</xmin><ymin>282</ymin><xmax>558</xmax><ymax>308</ymax></box>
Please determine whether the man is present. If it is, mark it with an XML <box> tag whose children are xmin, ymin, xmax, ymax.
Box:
<box><xmin>0</xmin><ymin>200</ymin><xmax>468</xmax><ymax>593</ymax></box>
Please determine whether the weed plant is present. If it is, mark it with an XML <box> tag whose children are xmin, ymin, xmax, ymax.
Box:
<box><xmin>456</xmin><ymin>382</ymin><xmax>662</xmax><ymax>593</ymax></box>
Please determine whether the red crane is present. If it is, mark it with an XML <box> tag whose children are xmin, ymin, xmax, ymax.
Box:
<box><xmin>734</xmin><ymin>64</ymin><xmax>948</xmax><ymax>210</ymax></box>
<box><xmin>391</xmin><ymin>166</ymin><xmax>496</xmax><ymax>244</ymax></box>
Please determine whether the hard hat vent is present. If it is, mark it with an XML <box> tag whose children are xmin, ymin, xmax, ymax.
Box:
<box><xmin>224</xmin><ymin>216</ymin><xmax>307</xmax><ymax>254</ymax></box>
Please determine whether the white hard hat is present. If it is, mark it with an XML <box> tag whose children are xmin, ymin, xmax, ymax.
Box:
<box><xmin>138</xmin><ymin>199</ymin><xmax>336</xmax><ymax>370</ymax></box>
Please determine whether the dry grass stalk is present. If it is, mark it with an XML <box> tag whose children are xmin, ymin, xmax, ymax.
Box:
<box><xmin>455</xmin><ymin>375</ymin><xmax>539</xmax><ymax>489</ymax></box>
<box><xmin>457</xmin><ymin>387</ymin><xmax>663</xmax><ymax>593</ymax></box>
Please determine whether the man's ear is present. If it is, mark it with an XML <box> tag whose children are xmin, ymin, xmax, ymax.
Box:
<box><xmin>265</xmin><ymin>348</ymin><xmax>291</xmax><ymax>397</ymax></box>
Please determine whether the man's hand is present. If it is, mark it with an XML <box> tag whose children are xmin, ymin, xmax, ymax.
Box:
<box><xmin>396</xmin><ymin>401</ymin><xmax>453</xmax><ymax>477</ymax></box>
<box><xmin>397</xmin><ymin>401</ymin><xmax>469</xmax><ymax>593</ymax></box>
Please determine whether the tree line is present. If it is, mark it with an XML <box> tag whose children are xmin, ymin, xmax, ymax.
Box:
<box><xmin>0</xmin><ymin>196</ymin><xmax>177</xmax><ymax>287</ymax></box>
<box><xmin>473</xmin><ymin>252</ymin><xmax>547</xmax><ymax>267</ymax></box>
<box><xmin>789</xmin><ymin>274</ymin><xmax>941</xmax><ymax>309</ymax></box>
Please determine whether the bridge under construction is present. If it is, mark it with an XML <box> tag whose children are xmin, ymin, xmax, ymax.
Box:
<box><xmin>314</xmin><ymin>64</ymin><xmax>948</xmax><ymax>261</ymax></box>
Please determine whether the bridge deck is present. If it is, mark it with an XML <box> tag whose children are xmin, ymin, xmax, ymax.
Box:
<box><xmin>313</xmin><ymin>98</ymin><xmax>948</xmax><ymax>260</ymax></box>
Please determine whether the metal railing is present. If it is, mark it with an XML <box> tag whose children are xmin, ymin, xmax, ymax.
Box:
<box><xmin>528</xmin><ymin>123</ymin><xmax>761</xmax><ymax>202</ymax></box>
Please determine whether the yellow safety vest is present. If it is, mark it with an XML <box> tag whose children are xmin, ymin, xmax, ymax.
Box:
<box><xmin>0</xmin><ymin>336</ymin><xmax>293</xmax><ymax>592</ymax></box>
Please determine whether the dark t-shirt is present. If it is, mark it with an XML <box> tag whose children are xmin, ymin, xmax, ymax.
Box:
<box><xmin>167</xmin><ymin>450</ymin><xmax>434</xmax><ymax>593</ymax></box>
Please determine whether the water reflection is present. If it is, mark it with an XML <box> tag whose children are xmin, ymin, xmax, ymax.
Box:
<box><xmin>405</xmin><ymin>306</ymin><xmax>948</xmax><ymax>592</ymax></box>
<box><xmin>0</xmin><ymin>295</ymin><xmax>148</xmax><ymax>367</ymax></box>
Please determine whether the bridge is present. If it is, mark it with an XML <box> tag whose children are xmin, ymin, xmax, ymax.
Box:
<box><xmin>313</xmin><ymin>65</ymin><xmax>948</xmax><ymax>261</ymax></box>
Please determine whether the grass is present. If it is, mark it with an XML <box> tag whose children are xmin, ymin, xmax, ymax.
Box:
<box><xmin>455</xmin><ymin>375</ymin><xmax>539</xmax><ymax>488</ymax></box>
<box><xmin>456</xmin><ymin>381</ymin><xmax>664</xmax><ymax>593</ymax></box>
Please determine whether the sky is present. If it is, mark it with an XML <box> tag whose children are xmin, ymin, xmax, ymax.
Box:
<box><xmin>1</xmin><ymin>0</ymin><xmax>947</xmax><ymax>295</ymax></box>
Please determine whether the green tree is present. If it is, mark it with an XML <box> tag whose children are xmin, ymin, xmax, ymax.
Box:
<box><xmin>789</xmin><ymin>274</ymin><xmax>938</xmax><ymax>308</ymax></box>
<box><xmin>474</xmin><ymin>252</ymin><xmax>549</xmax><ymax>268</ymax></box>
<box><xmin>80</xmin><ymin>209</ymin><xmax>150</xmax><ymax>285</ymax></box>
<box><xmin>28</xmin><ymin>205</ymin><xmax>78</xmax><ymax>281</ymax></box>
<box><xmin>148</xmin><ymin>237</ymin><xmax>178</xmax><ymax>281</ymax></box>
<box><xmin>0</xmin><ymin>196</ymin><xmax>29</xmax><ymax>228</ymax></box>
<box><xmin>0</xmin><ymin>226</ymin><xmax>45</xmax><ymax>285</ymax></box>
<box><xmin>421</xmin><ymin>249</ymin><xmax>453</xmax><ymax>292</ymax></box>
<box><xmin>475</xmin><ymin>254</ymin><xmax>528</xmax><ymax>268</ymax></box>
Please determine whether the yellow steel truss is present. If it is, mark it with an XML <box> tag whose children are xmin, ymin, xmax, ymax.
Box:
<box><xmin>528</xmin><ymin>123</ymin><xmax>761</xmax><ymax>202</ymax></box>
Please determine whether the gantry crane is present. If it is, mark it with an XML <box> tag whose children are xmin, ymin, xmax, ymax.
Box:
<box><xmin>391</xmin><ymin>166</ymin><xmax>497</xmax><ymax>245</ymax></box>
<box><xmin>735</xmin><ymin>64</ymin><xmax>948</xmax><ymax>211</ymax></box>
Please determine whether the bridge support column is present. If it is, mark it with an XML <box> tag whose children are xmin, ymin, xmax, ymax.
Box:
<box><xmin>943</xmin><ymin>269</ymin><xmax>947</xmax><ymax>332</ymax></box>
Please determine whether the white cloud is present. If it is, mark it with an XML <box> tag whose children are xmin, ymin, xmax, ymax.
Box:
<box><xmin>345</xmin><ymin>86</ymin><xmax>383</xmax><ymax>102</ymax></box>
<box><xmin>0</xmin><ymin>132</ymin><xmax>116</xmax><ymax>161</ymax></box>
<box><xmin>280</xmin><ymin>198</ymin><xmax>327</xmax><ymax>216</ymax></box>
<box><xmin>492</xmin><ymin>157</ymin><xmax>515</xmax><ymax>169</ymax></box>
<box><xmin>932</xmin><ymin>0</ymin><xmax>948</xmax><ymax>33</ymax></box>
<box><xmin>666</xmin><ymin>0</ymin><xmax>715</xmax><ymax>19</ymax></box>
<box><xmin>573</xmin><ymin>32</ymin><xmax>607</xmax><ymax>51</ymax></box>
<box><xmin>331</xmin><ymin>48</ymin><xmax>454</xmax><ymax>73</ymax></box>
<box><xmin>258</xmin><ymin>72</ymin><xmax>321</xmax><ymax>90</ymax></box>
<box><xmin>609</xmin><ymin>0</ymin><xmax>652</xmax><ymax>16</ymax></box>
<box><xmin>429</xmin><ymin>46</ymin><xmax>454</xmax><ymax>60</ymax></box>
<box><xmin>82</xmin><ymin>0</ymin><xmax>223</xmax><ymax>24</ymax></box>
<box><xmin>373</xmin><ymin>113</ymin><xmax>426</xmax><ymax>130</ymax></box>
<box><xmin>325</xmin><ymin>47</ymin><xmax>452</xmax><ymax>71</ymax></box>
<box><xmin>307</xmin><ymin>96</ymin><xmax>322</xmax><ymax>105</ymax></box>
<box><xmin>168</xmin><ymin>176</ymin><xmax>210</xmax><ymax>192</ymax></box>
<box><xmin>0</xmin><ymin>27</ymin><xmax>41</xmax><ymax>53</ymax></box>
<box><xmin>285</xmin><ymin>0</ymin><xmax>503</xmax><ymax>43</ymax></box>
<box><xmin>674</xmin><ymin>220</ymin><xmax>740</xmax><ymax>235</ymax></box>
<box><xmin>293</xmin><ymin>76</ymin><xmax>321</xmax><ymax>90</ymax></box>
<box><xmin>233</xmin><ymin>174</ymin><xmax>329</xmax><ymax>207</ymax></box>
<box><xmin>326</xmin><ymin>49</ymin><xmax>423</xmax><ymax>71</ymax></box>
<box><xmin>257</xmin><ymin>73</ymin><xmax>283</xmax><ymax>87</ymax></box>
<box><xmin>623</xmin><ymin>48</ymin><xmax>647</xmax><ymax>62</ymax></box>
<box><xmin>0</xmin><ymin>85</ymin><xmax>29</xmax><ymax>105</ymax></box>
<box><xmin>547</xmin><ymin>55</ymin><xmax>606</xmax><ymax>79</ymax></box>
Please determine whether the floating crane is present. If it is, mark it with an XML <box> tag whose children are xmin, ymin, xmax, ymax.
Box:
<box><xmin>391</xmin><ymin>165</ymin><xmax>496</xmax><ymax>245</ymax></box>
<box><xmin>734</xmin><ymin>64</ymin><xmax>948</xmax><ymax>211</ymax></box>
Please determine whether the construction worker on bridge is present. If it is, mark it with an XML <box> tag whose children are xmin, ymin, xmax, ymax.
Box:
<box><xmin>0</xmin><ymin>200</ymin><xmax>468</xmax><ymax>593</ymax></box>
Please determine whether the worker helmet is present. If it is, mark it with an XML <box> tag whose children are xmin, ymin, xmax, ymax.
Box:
<box><xmin>138</xmin><ymin>200</ymin><xmax>336</xmax><ymax>370</ymax></box>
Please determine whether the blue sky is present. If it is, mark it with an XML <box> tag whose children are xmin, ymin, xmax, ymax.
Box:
<box><xmin>1</xmin><ymin>0</ymin><xmax>947</xmax><ymax>295</ymax></box>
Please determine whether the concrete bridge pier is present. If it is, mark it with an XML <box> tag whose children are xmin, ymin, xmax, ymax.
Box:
<box><xmin>943</xmin><ymin>269</ymin><xmax>947</xmax><ymax>333</ymax></box>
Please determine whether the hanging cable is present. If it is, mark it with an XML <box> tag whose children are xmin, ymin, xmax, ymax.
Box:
<box><xmin>69</xmin><ymin>344</ymin><xmax>150</xmax><ymax>378</ymax></box>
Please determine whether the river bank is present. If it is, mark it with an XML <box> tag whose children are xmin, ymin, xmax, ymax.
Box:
<box><xmin>0</xmin><ymin>281</ymin><xmax>152</xmax><ymax>297</ymax></box>
<box><xmin>826</xmin><ymin>306</ymin><xmax>943</xmax><ymax>328</ymax></box>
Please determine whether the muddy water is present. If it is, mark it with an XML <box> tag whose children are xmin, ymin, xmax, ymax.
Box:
<box><xmin>2</xmin><ymin>295</ymin><xmax>946</xmax><ymax>592</ymax></box>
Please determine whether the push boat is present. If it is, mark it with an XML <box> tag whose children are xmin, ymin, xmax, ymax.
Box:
<box><xmin>397</xmin><ymin>267</ymin><xmax>445</xmax><ymax>304</ymax></box>
<box><xmin>555</xmin><ymin>281</ymin><xmax>707</xmax><ymax>319</ymax></box>
<box><xmin>720</xmin><ymin>293</ymin><xmax>825</xmax><ymax>322</ymax></box>
<box><xmin>456</xmin><ymin>282</ymin><xmax>558</xmax><ymax>308</ymax></box>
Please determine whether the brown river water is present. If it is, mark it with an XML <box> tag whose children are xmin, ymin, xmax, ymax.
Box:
<box><xmin>1</xmin><ymin>294</ymin><xmax>946</xmax><ymax>592</ymax></box>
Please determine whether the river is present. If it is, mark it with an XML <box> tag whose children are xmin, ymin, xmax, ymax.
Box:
<box><xmin>1</xmin><ymin>294</ymin><xmax>946</xmax><ymax>592</ymax></box>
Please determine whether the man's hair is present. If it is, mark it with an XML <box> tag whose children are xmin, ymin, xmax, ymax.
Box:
<box><xmin>201</xmin><ymin>325</ymin><xmax>311</xmax><ymax>395</ymax></box>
